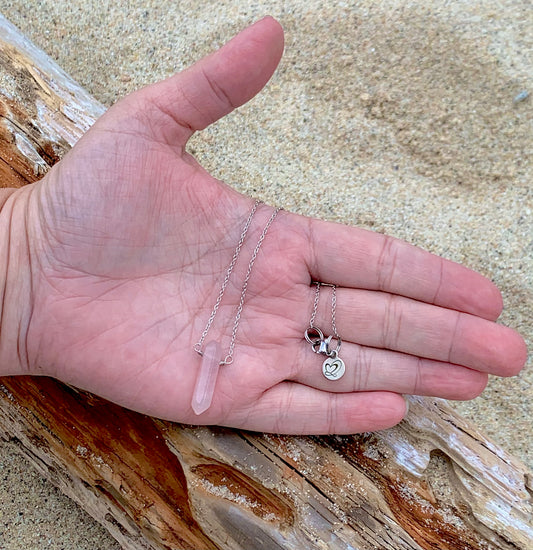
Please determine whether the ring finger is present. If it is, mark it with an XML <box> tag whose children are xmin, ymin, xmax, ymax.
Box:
<box><xmin>294</xmin><ymin>340</ymin><xmax>489</xmax><ymax>399</ymax></box>
<box><xmin>303</xmin><ymin>285</ymin><xmax>525</xmax><ymax>377</ymax></box>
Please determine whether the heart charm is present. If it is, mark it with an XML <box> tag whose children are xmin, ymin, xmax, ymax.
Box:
<box><xmin>322</xmin><ymin>356</ymin><xmax>345</xmax><ymax>381</ymax></box>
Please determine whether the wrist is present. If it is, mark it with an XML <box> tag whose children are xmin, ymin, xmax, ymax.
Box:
<box><xmin>0</xmin><ymin>188</ymin><xmax>18</xmax><ymax>208</ymax></box>
<box><xmin>0</xmin><ymin>186</ymin><xmax>34</xmax><ymax>376</ymax></box>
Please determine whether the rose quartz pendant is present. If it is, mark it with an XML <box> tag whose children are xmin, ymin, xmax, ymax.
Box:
<box><xmin>191</xmin><ymin>340</ymin><xmax>222</xmax><ymax>415</ymax></box>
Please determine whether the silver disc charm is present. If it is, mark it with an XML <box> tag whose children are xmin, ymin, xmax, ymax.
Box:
<box><xmin>322</xmin><ymin>354</ymin><xmax>345</xmax><ymax>381</ymax></box>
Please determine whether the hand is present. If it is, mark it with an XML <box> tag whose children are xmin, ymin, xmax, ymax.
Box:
<box><xmin>4</xmin><ymin>17</ymin><xmax>526</xmax><ymax>434</ymax></box>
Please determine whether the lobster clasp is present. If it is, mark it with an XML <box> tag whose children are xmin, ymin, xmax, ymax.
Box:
<box><xmin>305</xmin><ymin>326</ymin><xmax>337</xmax><ymax>355</ymax></box>
<box><xmin>314</xmin><ymin>334</ymin><xmax>332</xmax><ymax>355</ymax></box>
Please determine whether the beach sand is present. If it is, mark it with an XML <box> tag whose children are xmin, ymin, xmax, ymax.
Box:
<box><xmin>0</xmin><ymin>1</ymin><xmax>531</xmax><ymax>548</ymax></box>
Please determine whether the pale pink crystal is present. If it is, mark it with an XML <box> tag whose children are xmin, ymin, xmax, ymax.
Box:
<box><xmin>191</xmin><ymin>340</ymin><xmax>222</xmax><ymax>415</ymax></box>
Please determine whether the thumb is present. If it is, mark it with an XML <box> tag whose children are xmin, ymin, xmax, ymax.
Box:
<box><xmin>136</xmin><ymin>16</ymin><xmax>284</xmax><ymax>145</ymax></box>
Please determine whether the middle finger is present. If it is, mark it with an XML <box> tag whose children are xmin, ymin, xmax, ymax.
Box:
<box><xmin>305</xmin><ymin>285</ymin><xmax>525</xmax><ymax>376</ymax></box>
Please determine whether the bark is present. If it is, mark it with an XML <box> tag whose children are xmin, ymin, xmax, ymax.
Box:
<box><xmin>0</xmin><ymin>14</ymin><xmax>531</xmax><ymax>550</ymax></box>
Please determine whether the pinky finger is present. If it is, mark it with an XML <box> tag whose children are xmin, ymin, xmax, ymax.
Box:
<box><xmin>231</xmin><ymin>383</ymin><xmax>408</xmax><ymax>435</ymax></box>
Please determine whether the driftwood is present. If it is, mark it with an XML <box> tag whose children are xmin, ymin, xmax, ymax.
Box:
<box><xmin>0</xmin><ymin>14</ymin><xmax>531</xmax><ymax>550</ymax></box>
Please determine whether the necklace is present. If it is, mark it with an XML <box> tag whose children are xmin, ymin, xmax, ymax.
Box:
<box><xmin>192</xmin><ymin>201</ymin><xmax>281</xmax><ymax>415</ymax></box>
<box><xmin>304</xmin><ymin>282</ymin><xmax>346</xmax><ymax>381</ymax></box>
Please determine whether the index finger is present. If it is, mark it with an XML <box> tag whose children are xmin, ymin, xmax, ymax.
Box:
<box><xmin>304</xmin><ymin>216</ymin><xmax>503</xmax><ymax>321</ymax></box>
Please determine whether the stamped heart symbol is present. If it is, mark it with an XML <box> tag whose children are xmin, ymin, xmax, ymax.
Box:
<box><xmin>322</xmin><ymin>356</ymin><xmax>346</xmax><ymax>381</ymax></box>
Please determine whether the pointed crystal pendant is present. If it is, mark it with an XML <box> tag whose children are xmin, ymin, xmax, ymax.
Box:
<box><xmin>191</xmin><ymin>340</ymin><xmax>222</xmax><ymax>415</ymax></box>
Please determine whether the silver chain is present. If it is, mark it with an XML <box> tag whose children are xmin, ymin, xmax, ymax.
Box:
<box><xmin>194</xmin><ymin>201</ymin><xmax>281</xmax><ymax>365</ymax></box>
<box><xmin>224</xmin><ymin>207</ymin><xmax>280</xmax><ymax>364</ymax></box>
<box><xmin>310</xmin><ymin>282</ymin><xmax>339</xmax><ymax>338</ymax></box>
<box><xmin>331</xmin><ymin>284</ymin><xmax>339</xmax><ymax>339</ymax></box>
<box><xmin>309</xmin><ymin>281</ymin><xmax>320</xmax><ymax>328</ymax></box>
<box><xmin>306</xmin><ymin>282</ymin><xmax>345</xmax><ymax>381</ymax></box>
<box><xmin>194</xmin><ymin>200</ymin><xmax>260</xmax><ymax>354</ymax></box>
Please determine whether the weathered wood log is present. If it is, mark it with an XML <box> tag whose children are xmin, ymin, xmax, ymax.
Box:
<box><xmin>0</xmin><ymin>14</ymin><xmax>531</xmax><ymax>550</ymax></box>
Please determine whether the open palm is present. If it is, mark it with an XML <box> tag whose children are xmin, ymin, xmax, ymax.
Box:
<box><xmin>22</xmin><ymin>18</ymin><xmax>526</xmax><ymax>434</ymax></box>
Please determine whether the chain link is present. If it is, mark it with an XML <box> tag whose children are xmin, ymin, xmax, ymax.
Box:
<box><xmin>309</xmin><ymin>281</ymin><xmax>321</xmax><ymax>328</ymax></box>
<box><xmin>306</xmin><ymin>282</ymin><xmax>345</xmax><ymax>380</ymax></box>
<box><xmin>331</xmin><ymin>285</ymin><xmax>339</xmax><ymax>339</ymax></box>
<box><xmin>224</xmin><ymin>207</ymin><xmax>281</xmax><ymax>364</ymax></box>
<box><xmin>194</xmin><ymin>201</ymin><xmax>281</xmax><ymax>365</ymax></box>
<box><xmin>309</xmin><ymin>282</ymin><xmax>339</xmax><ymax>338</ymax></box>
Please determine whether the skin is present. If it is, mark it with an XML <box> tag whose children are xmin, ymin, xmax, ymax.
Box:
<box><xmin>0</xmin><ymin>17</ymin><xmax>527</xmax><ymax>434</ymax></box>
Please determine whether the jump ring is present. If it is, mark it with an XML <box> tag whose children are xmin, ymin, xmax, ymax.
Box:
<box><xmin>327</xmin><ymin>336</ymin><xmax>342</xmax><ymax>357</ymax></box>
<box><xmin>305</xmin><ymin>326</ymin><xmax>324</xmax><ymax>346</ymax></box>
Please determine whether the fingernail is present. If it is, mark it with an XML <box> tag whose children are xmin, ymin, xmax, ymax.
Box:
<box><xmin>404</xmin><ymin>397</ymin><xmax>410</xmax><ymax>417</ymax></box>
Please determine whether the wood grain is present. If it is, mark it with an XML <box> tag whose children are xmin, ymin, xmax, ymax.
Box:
<box><xmin>0</xmin><ymin>14</ymin><xmax>531</xmax><ymax>550</ymax></box>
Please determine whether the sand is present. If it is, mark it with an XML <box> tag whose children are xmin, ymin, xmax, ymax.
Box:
<box><xmin>0</xmin><ymin>1</ymin><xmax>531</xmax><ymax>548</ymax></box>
